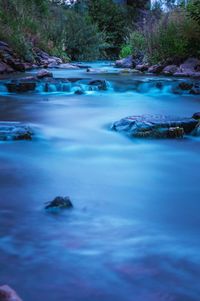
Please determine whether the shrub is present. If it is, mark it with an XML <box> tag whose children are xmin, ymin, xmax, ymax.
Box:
<box><xmin>120</xmin><ymin>44</ymin><xmax>132</xmax><ymax>59</ymax></box>
<box><xmin>121</xmin><ymin>8</ymin><xmax>200</xmax><ymax>64</ymax></box>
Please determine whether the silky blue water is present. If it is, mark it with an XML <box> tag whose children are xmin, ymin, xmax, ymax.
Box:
<box><xmin>0</xmin><ymin>62</ymin><xmax>200</xmax><ymax>301</ymax></box>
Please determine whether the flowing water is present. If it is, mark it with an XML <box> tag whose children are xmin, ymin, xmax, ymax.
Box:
<box><xmin>0</xmin><ymin>62</ymin><xmax>200</xmax><ymax>301</ymax></box>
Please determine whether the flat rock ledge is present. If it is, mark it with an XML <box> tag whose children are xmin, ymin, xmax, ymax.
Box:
<box><xmin>0</xmin><ymin>122</ymin><xmax>33</xmax><ymax>141</ymax></box>
<box><xmin>112</xmin><ymin>114</ymin><xmax>200</xmax><ymax>139</ymax></box>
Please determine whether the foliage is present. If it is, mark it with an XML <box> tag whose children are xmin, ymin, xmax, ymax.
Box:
<box><xmin>187</xmin><ymin>0</ymin><xmax>200</xmax><ymax>25</ymax></box>
<box><xmin>121</xmin><ymin>7</ymin><xmax>200</xmax><ymax>64</ymax></box>
<box><xmin>120</xmin><ymin>45</ymin><xmax>132</xmax><ymax>59</ymax></box>
<box><xmin>0</xmin><ymin>0</ymin><xmax>108</xmax><ymax>61</ymax></box>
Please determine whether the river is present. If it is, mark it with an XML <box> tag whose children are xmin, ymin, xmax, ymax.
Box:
<box><xmin>0</xmin><ymin>62</ymin><xmax>200</xmax><ymax>301</ymax></box>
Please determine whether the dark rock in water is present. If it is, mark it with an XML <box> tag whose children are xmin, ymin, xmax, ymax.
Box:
<box><xmin>192</xmin><ymin>112</ymin><xmax>200</xmax><ymax>120</ymax></box>
<box><xmin>45</xmin><ymin>196</ymin><xmax>73</xmax><ymax>210</ymax></box>
<box><xmin>178</xmin><ymin>81</ymin><xmax>193</xmax><ymax>90</ymax></box>
<box><xmin>112</xmin><ymin>114</ymin><xmax>198</xmax><ymax>139</ymax></box>
<box><xmin>0</xmin><ymin>285</ymin><xmax>23</xmax><ymax>301</ymax></box>
<box><xmin>74</xmin><ymin>88</ymin><xmax>84</xmax><ymax>95</ymax></box>
<box><xmin>89</xmin><ymin>80</ymin><xmax>108</xmax><ymax>91</ymax></box>
<box><xmin>0</xmin><ymin>122</ymin><xmax>33</xmax><ymax>141</ymax></box>
<box><xmin>5</xmin><ymin>80</ymin><xmax>36</xmax><ymax>93</ymax></box>
<box><xmin>115</xmin><ymin>56</ymin><xmax>135</xmax><ymax>69</ymax></box>
<box><xmin>36</xmin><ymin>69</ymin><xmax>53</xmax><ymax>79</ymax></box>
<box><xmin>189</xmin><ymin>86</ymin><xmax>200</xmax><ymax>95</ymax></box>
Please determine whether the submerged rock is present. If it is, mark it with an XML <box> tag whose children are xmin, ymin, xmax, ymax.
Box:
<box><xmin>0</xmin><ymin>122</ymin><xmax>33</xmax><ymax>141</ymax></box>
<box><xmin>112</xmin><ymin>114</ymin><xmax>198</xmax><ymax>139</ymax></box>
<box><xmin>178</xmin><ymin>81</ymin><xmax>193</xmax><ymax>90</ymax></box>
<box><xmin>5</xmin><ymin>80</ymin><xmax>36</xmax><ymax>93</ymax></box>
<box><xmin>0</xmin><ymin>285</ymin><xmax>23</xmax><ymax>301</ymax></box>
<box><xmin>89</xmin><ymin>80</ymin><xmax>108</xmax><ymax>91</ymax></box>
<box><xmin>45</xmin><ymin>196</ymin><xmax>73</xmax><ymax>211</ymax></box>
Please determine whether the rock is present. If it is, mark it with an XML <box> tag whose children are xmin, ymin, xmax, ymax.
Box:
<box><xmin>0</xmin><ymin>122</ymin><xmax>33</xmax><ymax>141</ymax></box>
<box><xmin>11</xmin><ymin>62</ymin><xmax>26</xmax><ymax>72</ymax></box>
<box><xmin>180</xmin><ymin>58</ymin><xmax>200</xmax><ymax>73</ymax></box>
<box><xmin>47</xmin><ymin>62</ymin><xmax>58</xmax><ymax>68</ymax></box>
<box><xmin>189</xmin><ymin>83</ymin><xmax>200</xmax><ymax>95</ymax></box>
<box><xmin>148</xmin><ymin>65</ymin><xmax>164</xmax><ymax>74</ymax></box>
<box><xmin>5</xmin><ymin>80</ymin><xmax>36</xmax><ymax>93</ymax></box>
<box><xmin>178</xmin><ymin>81</ymin><xmax>193</xmax><ymax>90</ymax></box>
<box><xmin>190</xmin><ymin>87</ymin><xmax>200</xmax><ymax>95</ymax></box>
<box><xmin>0</xmin><ymin>285</ymin><xmax>22</xmax><ymax>301</ymax></box>
<box><xmin>36</xmin><ymin>70</ymin><xmax>53</xmax><ymax>79</ymax></box>
<box><xmin>162</xmin><ymin>65</ymin><xmax>178</xmax><ymax>75</ymax></box>
<box><xmin>0</xmin><ymin>41</ymin><xmax>9</xmax><ymax>48</ymax></box>
<box><xmin>88</xmin><ymin>80</ymin><xmax>108</xmax><ymax>91</ymax></box>
<box><xmin>192</xmin><ymin>112</ymin><xmax>200</xmax><ymax>120</ymax></box>
<box><xmin>135</xmin><ymin>64</ymin><xmax>149</xmax><ymax>72</ymax></box>
<box><xmin>115</xmin><ymin>56</ymin><xmax>135</xmax><ymax>69</ymax></box>
<box><xmin>73</xmin><ymin>64</ymin><xmax>91</xmax><ymax>69</ymax></box>
<box><xmin>173</xmin><ymin>72</ymin><xmax>190</xmax><ymax>77</ymax></box>
<box><xmin>112</xmin><ymin>114</ymin><xmax>198</xmax><ymax>139</ymax></box>
<box><xmin>45</xmin><ymin>196</ymin><xmax>73</xmax><ymax>210</ymax></box>
<box><xmin>74</xmin><ymin>89</ymin><xmax>84</xmax><ymax>95</ymax></box>
<box><xmin>0</xmin><ymin>62</ymin><xmax>9</xmax><ymax>74</ymax></box>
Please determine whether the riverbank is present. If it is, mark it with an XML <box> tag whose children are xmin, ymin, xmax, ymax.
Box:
<box><xmin>116</xmin><ymin>56</ymin><xmax>200</xmax><ymax>79</ymax></box>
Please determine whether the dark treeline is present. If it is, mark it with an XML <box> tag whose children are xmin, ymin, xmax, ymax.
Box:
<box><xmin>0</xmin><ymin>0</ymin><xmax>199</xmax><ymax>62</ymax></box>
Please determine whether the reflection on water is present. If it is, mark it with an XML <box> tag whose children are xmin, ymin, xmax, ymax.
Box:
<box><xmin>0</xmin><ymin>62</ymin><xmax>200</xmax><ymax>301</ymax></box>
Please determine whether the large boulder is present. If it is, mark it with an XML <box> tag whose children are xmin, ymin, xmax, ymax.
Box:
<box><xmin>0</xmin><ymin>285</ymin><xmax>22</xmax><ymax>301</ymax></box>
<box><xmin>162</xmin><ymin>65</ymin><xmax>179</xmax><ymax>76</ymax></box>
<box><xmin>180</xmin><ymin>58</ymin><xmax>200</xmax><ymax>73</ymax></box>
<box><xmin>112</xmin><ymin>114</ymin><xmax>198</xmax><ymax>139</ymax></box>
<box><xmin>115</xmin><ymin>56</ymin><xmax>135</xmax><ymax>69</ymax></box>
<box><xmin>0</xmin><ymin>122</ymin><xmax>33</xmax><ymax>141</ymax></box>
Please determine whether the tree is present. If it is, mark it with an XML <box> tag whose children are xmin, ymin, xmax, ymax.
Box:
<box><xmin>87</xmin><ymin>0</ymin><xmax>126</xmax><ymax>57</ymax></box>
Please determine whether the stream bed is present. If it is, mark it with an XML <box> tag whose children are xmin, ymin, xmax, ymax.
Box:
<box><xmin>0</xmin><ymin>62</ymin><xmax>200</xmax><ymax>301</ymax></box>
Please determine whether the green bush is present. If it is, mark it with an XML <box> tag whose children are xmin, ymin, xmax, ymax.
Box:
<box><xmin>120</xmin><ymin>44</ymin><xmax>132</xmax><ymax>59</ymax></box>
